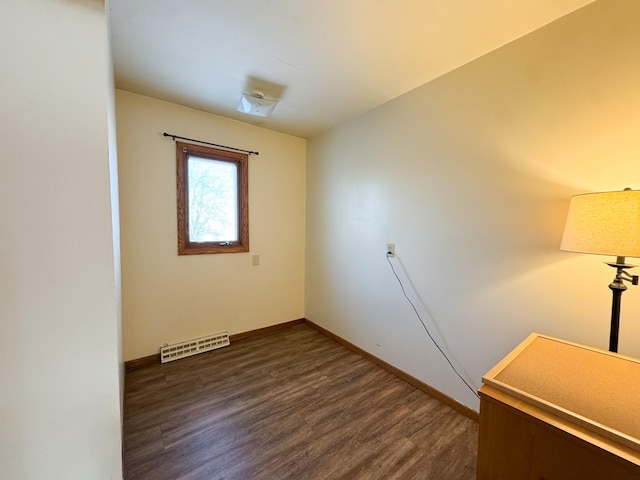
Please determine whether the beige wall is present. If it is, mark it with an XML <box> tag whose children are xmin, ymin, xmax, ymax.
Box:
<box><xmin>306</xmin><ymin>0</ymin><xmax>640</xmax><ymax>411</ymax></box>
<box><xmin>117</xmin><ymin>91</ymin><xmax>306</xmax><ymax>361</ymax></box>
<box><xmin>0</xmin><ymin>0</ymin><xmax>123</xmax><ymax>478</ymax></box>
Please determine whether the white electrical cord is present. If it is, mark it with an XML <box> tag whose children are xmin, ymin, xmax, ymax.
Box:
<box><xmin>386</xmin><ymin>253</ymin><xmax>480</xmax><ymax>399</ymax></box>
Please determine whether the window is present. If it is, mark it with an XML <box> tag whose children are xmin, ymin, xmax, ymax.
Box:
<box><xmin>176</xmin><ymin>142</ymin><xmax>248</xmax><ymax>254</ymax></box>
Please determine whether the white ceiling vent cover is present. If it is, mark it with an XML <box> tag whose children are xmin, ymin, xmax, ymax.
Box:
<box><xmin>160</xmin><ymin>331</ymin><xmax>230</xmax><ymax>363</ymax></box>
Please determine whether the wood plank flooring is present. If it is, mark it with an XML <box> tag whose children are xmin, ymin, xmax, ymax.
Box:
<box><xmin>123</xmin><ymin>324</ymin><xmax>478</xmax><ymax>479</ymax></box>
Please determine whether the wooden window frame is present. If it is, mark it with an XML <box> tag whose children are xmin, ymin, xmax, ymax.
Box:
<box><xmin>176</xmin><ymin>141</ymin><xmax>249</xmax><ymax>255</ymax></box>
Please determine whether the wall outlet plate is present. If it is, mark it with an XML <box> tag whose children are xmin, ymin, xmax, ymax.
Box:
<box><xmin>387</xmin><ymin>243</ymin><xmax>395</xmax><ymax>256</ymax></box>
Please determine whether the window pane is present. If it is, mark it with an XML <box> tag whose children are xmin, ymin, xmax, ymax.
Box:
<box><xmin>187</xmin><ymin>156</ymin><xmax>238</xmax><ymax>243</ymax></box>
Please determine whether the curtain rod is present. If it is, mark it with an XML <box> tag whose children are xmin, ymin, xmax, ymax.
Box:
<box><xmin>163</xmin><ymin>132</ymin><xmax>259</xmax><ymax>156</ymax></box>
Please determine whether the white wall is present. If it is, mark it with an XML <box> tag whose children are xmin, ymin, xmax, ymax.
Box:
<box><xmin>117</xmin><ymin>91</ymin><xmax>306</xmax><ymax>361</ymax></box>
<box><xmin>0</xmin><ymin>0</ymin><xmax>123</xmax><ymax>478</ymax></box>
<box><xmin>306</xmin><ymin>0</ymin><xmax>640</xmax><ymax>411</ymax></box>
<box><xmin>106</xmin><ymin>1</ymin><xmax>124</xmax><ymax>412</ymax></box>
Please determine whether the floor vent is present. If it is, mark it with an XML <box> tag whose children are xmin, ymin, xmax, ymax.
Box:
<box><xmin>160</xmin><ymin>331</ymin><xmax>230</xmax><ymax>363</ymax></box>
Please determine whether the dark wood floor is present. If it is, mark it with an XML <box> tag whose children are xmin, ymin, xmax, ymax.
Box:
<box><xmin>123</xmin><ymin>324</ymin><xmax>478</xmax><ymax>479</ymax></box>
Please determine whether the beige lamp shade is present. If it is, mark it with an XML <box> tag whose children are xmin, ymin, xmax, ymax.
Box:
<box><xmin>561</xmin><ymin>189</ymin><xmax>640</xmax><ymax>258</ymax></box>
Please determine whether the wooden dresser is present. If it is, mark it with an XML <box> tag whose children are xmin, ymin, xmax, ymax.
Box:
<box><xmin>477</xmin><ymin>333</ymin><xmax>640</xmax><ymax>480</ymax></box>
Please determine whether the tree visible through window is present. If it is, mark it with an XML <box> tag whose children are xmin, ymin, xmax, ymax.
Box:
<box><xmin>187</xmin><ymin>157</ymin><xmax>237</xmax><ymax>242</ymax></box>
<box><xmin>176</xmin><ymin>142</ymin><xmax>248</xmax><ymax>254</ymax></box>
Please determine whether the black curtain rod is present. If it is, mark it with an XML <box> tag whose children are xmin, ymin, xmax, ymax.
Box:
<box><xmin>163</xmin><ymin>132</ymin><xmax>259</xmax><ymax>156</ymax></box>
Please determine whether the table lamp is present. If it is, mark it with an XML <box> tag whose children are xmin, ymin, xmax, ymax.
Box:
<box><xmin>560</xmin><ymin>188</ymin><xmax>640</xmax><ymax>352</ymax></box>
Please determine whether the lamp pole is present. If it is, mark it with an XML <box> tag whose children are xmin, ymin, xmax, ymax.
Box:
<box><xmin>607</xmin><ymin>256</ymin><xmax>638</xmax><ymax>353</ymax></box>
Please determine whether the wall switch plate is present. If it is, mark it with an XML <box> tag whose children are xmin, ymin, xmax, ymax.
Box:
<box><xmin>252</xmin><ymin>254</ymin><xmax>260</xmax><ymax>266</ymax></box>
<box><xmin>386</xmin><ymin>243</ymin><xmax>395</xmax><ymax>256</ymax></box>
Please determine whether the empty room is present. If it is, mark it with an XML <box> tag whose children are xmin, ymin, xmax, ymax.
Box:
<box><xmin>3</xmin><ymin>0</ymin><xmax>640</xmax><ymax>478</ymax></box>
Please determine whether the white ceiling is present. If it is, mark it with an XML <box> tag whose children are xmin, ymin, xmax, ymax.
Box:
<box><xmin>109</xmin><ymin>0</ymin><xmax>595</xmax><ymax>139</ymax></box>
